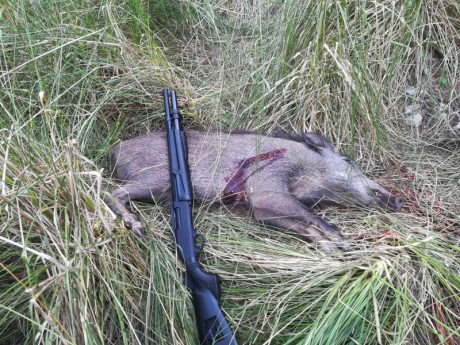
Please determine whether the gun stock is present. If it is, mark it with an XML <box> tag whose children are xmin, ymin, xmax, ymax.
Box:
<box><xmin>163</xmin><ymin>88</ymin><xmax>238</xmax><ymax>345</ymax></box>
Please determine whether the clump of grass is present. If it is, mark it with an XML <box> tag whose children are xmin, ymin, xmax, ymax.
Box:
<box><xmin>1</xmin><ymin>0</ymin><xmax>459</xmax><ymax>344</ymax></box>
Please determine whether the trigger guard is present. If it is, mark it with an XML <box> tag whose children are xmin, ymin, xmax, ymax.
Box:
<box><xmin>194</xmin><ymin>234</ymin><xmax>205</xmax><ymax>253</ymax></box>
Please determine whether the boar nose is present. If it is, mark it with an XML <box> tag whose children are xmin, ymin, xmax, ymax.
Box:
<box><xmin>393</xmin><ymin>196</ymin><xmax>404</xmax><ymax>211</ymax></box>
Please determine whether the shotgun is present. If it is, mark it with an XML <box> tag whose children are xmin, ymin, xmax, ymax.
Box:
<box><xmin>163</xmin><ymin>88</ymin><xmax>238</xmax><ymax>345</ymax></box>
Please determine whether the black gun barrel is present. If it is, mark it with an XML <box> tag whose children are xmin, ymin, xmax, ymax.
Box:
<box><xmin>163</xmin><ymin>88</ymin><xmax>238</xmax><ymax>345</ymax></box>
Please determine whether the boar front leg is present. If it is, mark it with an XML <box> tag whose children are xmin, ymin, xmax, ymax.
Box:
<box><xmin>250</xmin><ymin>194</ymin><xmax>350</xmax><ymax>253</ymax></box>
<box><xmin>107</xmin><ymin>183</ymin><xmax>155</xmax><ymax>237</ymax></box>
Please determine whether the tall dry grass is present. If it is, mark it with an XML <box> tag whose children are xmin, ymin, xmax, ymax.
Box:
<box><xmin>1</xmin><ymin>0</ymin><xmax>459</xmax><ymax>344</ymax></box>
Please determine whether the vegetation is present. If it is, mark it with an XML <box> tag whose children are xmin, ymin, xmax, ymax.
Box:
<box><xmin>1</xmin><ymin>0</ymin><xmax>459</xmax><ymax>344</ymax></box>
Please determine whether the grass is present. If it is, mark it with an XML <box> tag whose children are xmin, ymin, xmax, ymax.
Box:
<box><xmin>1</xmin><ymin>0</ymin><xmax>459</xmax><ymax>344</ymax></box>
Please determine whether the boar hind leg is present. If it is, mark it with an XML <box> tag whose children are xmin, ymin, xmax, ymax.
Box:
<box><xmin>107</xmin><ymin>183</ymin><xmax>155</xmax><ymax>237</ymax></box>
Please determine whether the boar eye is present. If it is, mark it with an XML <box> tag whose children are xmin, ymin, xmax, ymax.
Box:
<box><xmin>344</xmin><ymin>157</ymin><xmax>353</xmax><ymax>164</ymax></box>
<box><xmin>373</xmin><ymin>190</ymin><xmax>382</xmax><ymax>198</ymax></box>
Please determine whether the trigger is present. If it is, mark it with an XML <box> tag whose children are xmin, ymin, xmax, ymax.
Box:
<box><xmin>194</xmin><ymin>234</ymin><xmax>205</xmax><ymax>253</ymax></box>
<box><xmin>169</xmin><ymin>204</ymin><xmax>177</xmax><ymax>231</ymax></box>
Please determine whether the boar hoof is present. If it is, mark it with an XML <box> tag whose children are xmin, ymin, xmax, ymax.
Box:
<box><xmin>317</xmin><ymin>241</ymin><xmax>332</xmax><ymax>254</ymax></box>
<box><xmin>330</xmin><ymin>237</ymin><xmax>352</xmax><ymax>252</ymax></box>
<box><xmin>122</xmin><ymin>214</ymin><xmax>143</xmax><ymax>237</ymax></box>
<box><xmin>130</xmin><ymin>222</ymin><xmax>143</xmax><ymax>238</ymax></box>
<box><xmin>316</xmin><ymin>240</ymin><xmax>340</xmax><ymax>253</ymax></box>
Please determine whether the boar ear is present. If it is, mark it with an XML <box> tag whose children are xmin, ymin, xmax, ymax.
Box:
<box><xmin>302</xmin><ymin>133</ymin><xmax>333</xmax><ymax>153</ymax></box>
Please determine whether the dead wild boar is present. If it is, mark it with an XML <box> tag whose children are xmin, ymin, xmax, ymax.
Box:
<box><xmin>107</xmin><ymin>131</ymin><xmax>403</xmax><ymax>252</ymax></box>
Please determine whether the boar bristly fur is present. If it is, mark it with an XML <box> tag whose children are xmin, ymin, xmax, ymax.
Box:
<box><xmin>107</xmin><ymin>131</ymin><xmax>403</xmax><ymax>253</ymax></box>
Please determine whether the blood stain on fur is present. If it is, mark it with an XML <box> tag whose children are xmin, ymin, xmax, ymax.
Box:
<box><xmin>222</xmin><ymin>148</ymin><xmax>287</xmax><ymax>204</ymax></box>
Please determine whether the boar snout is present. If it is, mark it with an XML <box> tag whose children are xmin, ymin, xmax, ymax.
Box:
<box><xmin>368</xmin><ymin>182</ymin><xmax>404</xmax><ymax>211</ymax></box>
<box><xmin>377</xmin><ymin>192</ymin><xmax>404</xmax><ymax>211</ymax></box>
<box><xmin>391</xmin><ymin>195</ymin><xmax>404</xmax><ymax>211</ymax></box>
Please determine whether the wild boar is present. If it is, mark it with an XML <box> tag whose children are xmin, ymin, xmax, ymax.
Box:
<box><xmin>107</xmin><ymin>131</ymin><xmax>403</xmax><ymax>252</ymax></box>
